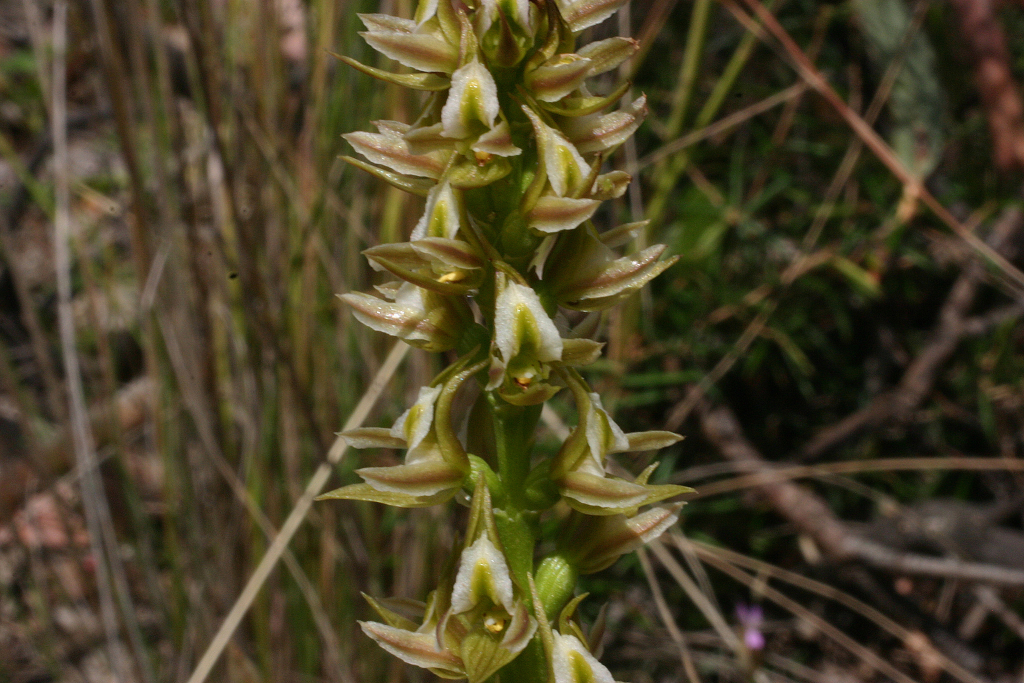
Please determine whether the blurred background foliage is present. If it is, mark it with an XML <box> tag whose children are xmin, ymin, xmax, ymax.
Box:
<box><xmin>1</xmin><ymin>0</ymin><xmax>1024</xmax><ymax>682</ymax></box>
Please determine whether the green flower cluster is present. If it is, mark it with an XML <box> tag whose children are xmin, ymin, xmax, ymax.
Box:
<box><xmin>321</xmin><ymin>1</ymin><xmax>689</xmax><ymax>680</ymax></box>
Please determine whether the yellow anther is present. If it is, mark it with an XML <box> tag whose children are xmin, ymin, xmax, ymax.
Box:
<box><xmin>484</xmin><ymin>615</ymin><xmax>506</xmax><ymax>633</ymax></box>
<box><xmin>438</xmin><ymin>271</ymin><xmax>465</xmax><ymax>284</ymax></box>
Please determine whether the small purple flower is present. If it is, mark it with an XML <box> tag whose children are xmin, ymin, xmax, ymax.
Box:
<box><xmin>735</xmin><ymin>603</ymin><xmax>765</xmax><ymax>651</ymax></box>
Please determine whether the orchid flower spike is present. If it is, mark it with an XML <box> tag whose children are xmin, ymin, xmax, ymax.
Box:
<box><xmin>326</xmin><ymin>0</ymin><xmax>688</xmax><ymax>680</ymax></box>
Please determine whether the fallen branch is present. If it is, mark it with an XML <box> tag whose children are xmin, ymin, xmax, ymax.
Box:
<box><xmin>699</xmin><ymin>401</ymin><xmax>1024</xmax><ymax>586</ymax></box>
<box><xmin>799</xmin><ymin>206</ymin><xmax>1024</xmax><ymax>461</ymax></box>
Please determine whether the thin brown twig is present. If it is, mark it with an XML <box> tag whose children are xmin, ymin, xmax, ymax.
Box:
<box><xmin>635</xmin><ymin>83</ymin><xmax>809</xmax><ymax>171</ymax></box>
<box><xmin>682</xmin><ymin>457</ymin><xmax>1024</xmax><ymax>499</ymax></box>
<box><xmin>662</xmin><ymin>1</ymin><xmax>932</xmax><ymax>430</ymax></box>
<box><xmin>733</xmin><ymin>0</ymin><xmax>1024</xmax><ymax>298</ymax></box>
<box><xmin>664</xmin><ymin>303</ymin><xmax>774</xmax><ymax>431</ymax></box>
<box><xmin>0</xmin><ymin>377</ymin><xmax>152</xmax><ymax>521</ymax></box>
<box><xmin>648</xmin><ymin>540</ymin><xmax>745</xmax><ymax>654</ymax></box>
<box><xmin>185</xmin><ymin>0</ymin><xmax>328</xmax><ymax>456</ymax></box>
<box><xmin>631</xmin><ymin>0</ymin><xmax>682</xmax><ymax>75</ymax></box>
<box><xmin>971</xmin><ymin>586</ymin><xmax>1024</xmax><ymax>642</ymax></box>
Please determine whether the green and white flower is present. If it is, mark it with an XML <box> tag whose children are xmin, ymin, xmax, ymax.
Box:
<box><xmin>328</xmin><ymin>0</ymin><xmax>686</xmax><ymax>679</ymax></box>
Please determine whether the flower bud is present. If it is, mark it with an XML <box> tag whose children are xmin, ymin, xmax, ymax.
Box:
<box><xmin>563</xmin><ymin>504</ymin><xmax>683</xmax><ymax>574</ymax></box>
<box><xmin>344</xmin><ymin>121</ymin><xmax>450</xmax><ymax>179</ymax></box>
<box><xmin>340</xmin><ymin>282</ymin><xmax>467</xmax><ymax>352</ymax></box>
<box><xmin>526</xmin><ymin>54</ymin><xmax>593</xmax><ymax>102</ymax></box>
<box><xmin>477</xmin><ymin>0</ymin><xmax>535</xmax><ymax>67</ymax></box>
<box><xmin>318</xmin><ymin>370</ymin><xmax>481</xmax><ymax>507</ymax></box>
<box><xmin>542</xmin><ymin>225</ymin><xmax>678</xmax><ymax>312</ymax></box>
<box><xmin>533</xmin><ymin>554</ymin><xmax>578</xmax><ymax>620</ymax></box>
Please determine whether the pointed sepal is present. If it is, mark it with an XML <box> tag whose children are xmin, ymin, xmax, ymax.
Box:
<box><xmin>338</xmin><ymin>156</ymin><xmax>433</xmax><ymax>197</ymax></box>
<box><xmin>334</xmin><ymin>53</ymin><xmax>451</xmax><ymax>90</ymax></box>
<box><xmin>577</xmin><ymin>37</ymin><xmax>639</xmax><ymax>76</ymax></box>
<box><xmin>567</xmin><ymin>504</ymin><xmax>684</xmax><ymax>574</ymax></box>
<box><xmin>316</xmin><ymin>482</ymin><xmax>456</xmax><ymax>508</ymax></box>
<box><xmin>344</xmin><ymin>122</ymin><xmax>450</xmax><ymax>179</ymax></box>
<box><xmin>526</xmin><ymin>55</ymin><xmax>593</xmax><ymax>102</ymax></box>
<box><xmin>554</xmin><ymin>0</ymin><xmax>628</xmax><ymax>32</ymax></box>
<box><xmin>527</xmin><ymin>196</ymin><xmax>601</xmax><ymax>234</ymax></box>
<box><xmin>551</xmin><ymin>631</ymin><xmax>616</xmax><ymax>683</ymax></box>
<box><xmin>359</xmin><ymin>621</ymin><xmax>465</xmax><ymax>677</ymax></box>
<box><xmin>540</xmin><ymin>79</ymin><xmax>631</xmax><ymax>117</ymax></box>
<box><xmin>340</xmin><ymin>285</ymin><xmax>466</xmax><ymax>352</ymax></box>
<box><xmin>341</xmin><ymin>427</ymin><xmax>407</xmax><ymax>450</ymax></box>
<box><xmin>561</xmin><ymin>95</ymin><xmax>647</xmax><ymax>154</ymax></box>
<box><xmin>358</xmin><ymin>15</ymin><xmax>459</xmax><ymax>73</ymax></box>
<box><xmin>357</xmin><ymin>458</ymin><xmax>467</xmax><ymax>497</ymax></box>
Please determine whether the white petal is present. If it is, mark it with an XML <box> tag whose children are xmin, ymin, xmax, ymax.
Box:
<box><xmin>441</xmin><ymin>60</ymin><xmax>500</xmax><ymax>140</ymax></box>
<box><xmin>473</xmin><ymin>120</ymin><xmax>522</xmax><ymax>157</ymax></box>
<box><xmin>585</xmin><ymin>393</ymin><xmax>629</xmax><ymax>459</ymax></box>
<box><xmin>413</xmin><ymin>0</ymin><xmax>439</xmax><ymax>25</ymax></box>
<box><xmin>552</xmin><ymin>632</ymin><xmax>615</xmax><ymax>683</ymax></box>
<box><xmin>450</xmin><ymin>535</ymin><xmax>515</xmax><ymax>614</ymax></box>
<box><xmin>495</xmin><ymin>280</ymin><xmax>564</xmax><ymax>366</ymax></box>
<box><xmin>390</xmin><ymin>384</ymin><xmax>443</xmax><ymax>450</ymax></box>
<box><xmin>522</xmin><ymin>106</ymin><xmax>591</xmax><ymax>197</ymax></box>
<box><xmin>411</xmin><ymin>181</ymin><xmax>461</xmax><ymax>240</ymax></box>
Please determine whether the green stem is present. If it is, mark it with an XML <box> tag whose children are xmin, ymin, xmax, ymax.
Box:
<box><xmin>487</xmin><ymin>394</ymin><xmax>541</xmax><ymax>508</ymax></box>
<box><xmin>664</xmin><ymin>0</ymin><xmax>713</xmax><ymax>138</ymax></box>
<box><xmin>487</xmin><ymin>393</ymin><xmax>543</xmax><ymax>597</ymax></box>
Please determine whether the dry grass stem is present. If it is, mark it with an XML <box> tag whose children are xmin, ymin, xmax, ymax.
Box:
<box><xmin>185</xmin><ymin>341</ymin><xmax>408</xmax><ymax>683</ymax></box>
